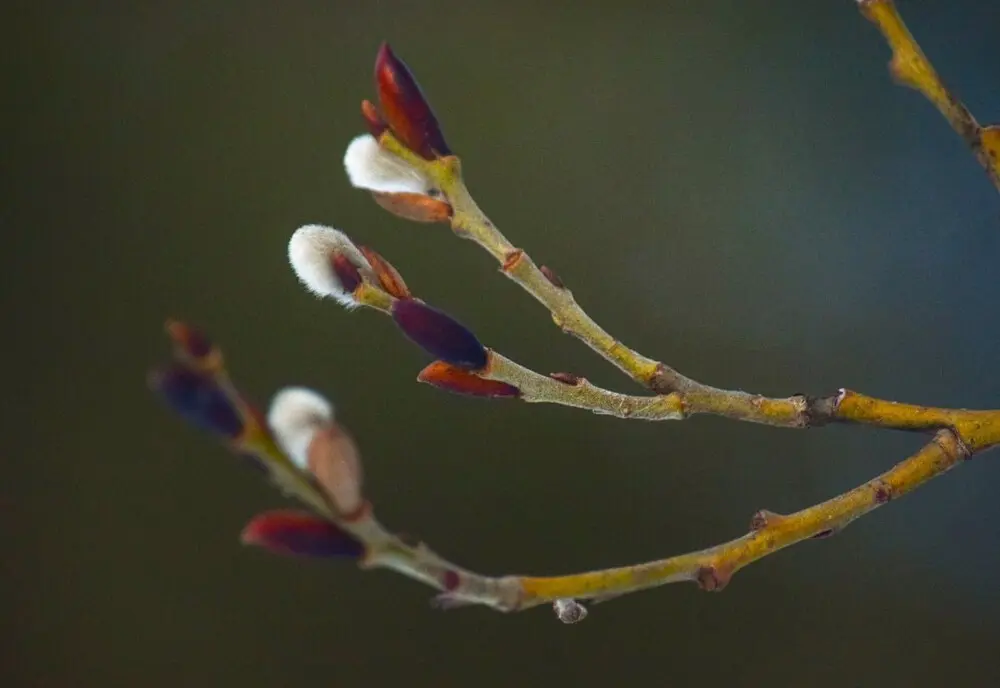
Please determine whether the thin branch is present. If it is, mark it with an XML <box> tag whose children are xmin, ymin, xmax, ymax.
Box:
<box><xmin>239</xmin><ymin>383</ymin><xmax>991</xmax><ymax>614</ymax></box>
<box><xmin>369</xmin><ymin>1</ymin><xmax>998</xmax><ymax>430</ymax></box>
<box><xmin>154</xmin><ymin>2</ymin><xmax>1000</xmax><ymax>623</ymax></box>
<box><xmin>168</xmin><ymin>342</ymin><xmax>995</xmax><ymax>616</ymax></box>
<box><xmin>859</xmin><ymin>0</ymin><xmax>1000</xmax><ymax>194</ymax></box>
<box><xmin>513</xmin><ymin>429</ymin><xmax>974</xmax><ymax>606</ymax></box>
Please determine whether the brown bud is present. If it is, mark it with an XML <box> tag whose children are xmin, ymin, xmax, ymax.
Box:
<box><xmin>361</xmin><ymin>99</ymin><xmax>387</xmax><ymax>139</ymax></box>
<box><xmin>549</xmin><ymin>372</ymin><xmax>581</xmax><ymax>386</ymax></box>
<box><xmin>307</xmin><ymin>424</ymin><xmax>364</xmax><ymax>518</ymax></box>
<box><xmin>358</xmin><ymin>245</ymin><xmax>412</xmax><ymax>299</ymax></box>
<box><xmin>371</xmin><ymin>191</ymin><xmax>452</xmax><ymax>223</ymax></box>
<box><xmin>418</xmin><ymin>361</ymin><xmax>520</xmax><ymax>399</ymax></box>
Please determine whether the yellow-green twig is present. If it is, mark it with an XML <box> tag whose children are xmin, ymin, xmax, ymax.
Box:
<box><xmin>859</xmin><ymin>0</ymin><xmax>1000</xmax><ymax>193</ymax></box>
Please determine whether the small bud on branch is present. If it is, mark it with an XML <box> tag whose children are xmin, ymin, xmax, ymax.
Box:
<box><xmin>266</xmin><ymin>387</ymin><xmax>334</xmax><ymax>470</ymax></box>
<box><xmin>358</xmin><ymin>245</ymin><xmax>412</xmax><ymax>299</ymax></box>
<box><xmin>418</xmin><ymin>360</ymin><xmax>520</xmax><ymax>398</ymax></box>
<box><xmin>374</xmin><ymin>42</ymin><xmax>451</xmax><ymax>160</ymax></box>
<box><xmin>241</xmin><ymin>510</ymin><xmax>365</xmax><ymax>559</ymax></box>
<box><xmin>288</xmin><ymin>224</ymin><xmax>373</xmax><ymax>307</ymax></box>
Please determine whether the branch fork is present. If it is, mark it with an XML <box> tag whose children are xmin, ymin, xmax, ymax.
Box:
<box><xmin>152</xmin><ymin>2</ymin><xmax>999</xmax><ymax>623</ymax></box>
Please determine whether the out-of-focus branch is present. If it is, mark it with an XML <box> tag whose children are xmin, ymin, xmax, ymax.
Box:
<box><xmin>859</xmin><ymin>0</ymin><xmax>1000</xmax><ymax>193</ymax></box>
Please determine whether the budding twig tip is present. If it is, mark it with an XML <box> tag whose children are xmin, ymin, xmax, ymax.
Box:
<box><xmin>288</xmin><ymin>224</ymin><xmax>372</xmax><ymax>307</ymax></box>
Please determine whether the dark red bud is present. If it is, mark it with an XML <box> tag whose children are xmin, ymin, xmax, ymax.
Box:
<box><xmin>241</xmin><ymin>510</ymin><xmax>365</xmax><ymax>559</ymax></box>
<box><xmin>361</xmin><ymin>99</ymin><xmax>387</xmax><ymax>138</ymax></box>
<box><xmin>358</xmin><ymin>245</ymin><xmax>411</xmax><ymax>299</ymax></box>
<box><xmin>150</xmin><ymin>365</ymin><xmax>244</xmax><ymax>439</ymax></box>
<box><xmin>331</xmin><ymin>254</ymin><xmax>363</xmax><ymax>293</ymax></box>
<box><xmin>370</xmin><ymin>191</ymin><xmax>452</xmax><ymax>223</ymax></box>
<box><xmin>417</xmin><ymin>361</ymin><xmax>519</xmax><ymax>398</ymax></box>
<box><xmin>375</xmin><ymin>42</ymin><xmax>451</xmax><ymax>160</ymax></box>
<box><xmin>392</xmin><ymin>298</ymin><xmax>487</xmax><ymax>370</ymax></box>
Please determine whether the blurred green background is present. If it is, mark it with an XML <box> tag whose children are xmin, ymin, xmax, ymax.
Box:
<box><xmin>5</xmin><ymin>0</ymin><xmax>1000</xmax><ymax>685</ymax></box>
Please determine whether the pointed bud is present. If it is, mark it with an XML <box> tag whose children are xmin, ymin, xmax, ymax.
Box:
<box><xmin>371</xmin><ymin>191</ymin><xmax>452</xmax><ymax>223</ymax></box>
<box><xmin>361</xmin><ymin>99</ymin><xmax>387</xmax><ymax>138</ymax></box>
<box><xmin>344</xmin><ymin>134</ymin><xmax>435</xmax><ymax>196</ymax></box>
<box><xmin>241</xmin><ymin>510</ymin><xmax>365</xmax><ymax>559</ymax></box>
<box><xmin>374</xmin><ymin>42</ymin><xmax>450</xmax><ymax>160</ymax></box>
<box><xmin>391</xmin><ymin>299</ymin><xmax>488</xmax><ymax>370</ymax></box>
<box><xmin>358</xmin><ymin>246</ymin><xmax>411</xmax><ymax>298</ymax></box>
<box><xmin>165</xmin><ymin>320</ymin><xmax>222</xmax><ymax>372</ymax></box>
<box><xmin>549</xmin><ymin>372</ymin><xmax>581</xmax><ymax>386</ymax></box>
<box><xmin>267</xmin><ymin>387</ymin><xmax>334</xmax><ymax>470</ymax></box>
<box><xmin>417</xmin><ymin>361</ymin><xmax>519</xmax><ymax>398</ymax></box>
<box><xmin>288</xmin><ymin>225</ymin><xmax>373</xmax><ymax>307</ymax></box>
<box><xmin>151</xmin><ymin>365</ymin><xmax>244</xmax><ymax>438</ymax></box>
<box><xmin>307</xmin><ymin>425</ymin><xmax>364</xmax><ymax>518</ymax></box>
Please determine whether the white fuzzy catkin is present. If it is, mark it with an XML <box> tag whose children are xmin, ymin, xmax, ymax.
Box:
<box><xmin>267</xmin><ymin>387</ymin><xmax>334</xmax><ymax>470</ymax></box>
<box><xmin>287</xmin><ymin>224</ymin><xmax>371</xmax><ymax>307</ymax></box>
<box><xmin>343</xmin><ymin>134</ymin><xmax>434</xmax><ymax>195</ymax></box>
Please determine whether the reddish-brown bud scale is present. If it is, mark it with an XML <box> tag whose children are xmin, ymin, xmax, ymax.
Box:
<box><xmin>307</xmin><ymin>424</ymin><xmax>364</xmax><ymax>518</ymax></box>
<box><xmin>549</xmin><ymin>372</ymin><xmax>581</xmax><ymax>386</ymax></box>
<box><xmin>358</xmin><ymin>246</ymin><xmax>412</xmax><ymax>299</ymax></box>
<box><xmin>241</xmin><ymin>509</ymin><xmax>365</xmax><ymax>559</ymax></box>
<box><xmin>371</xmin><ymin>191</ymin><xmax>452</xmax><ymax>223</ymax></box>
<box><xmin>360</xmin><ymin>99</ymin><xmax>387</xmax><ymax>138</ymax></box>
<box><xmin>330</xmin><ymin>254</ymin><xmax>363</xmax><ymax>293</ymax></box>
<box><xmin>375</xmin><ymin>42</ymin><xmax>451</xmax><ymax>160</ymax></box>
<box><xmin>418</xmin><ymin>361</ymin><xmax>520</xmax><ymax>398</ymax></box>
<box><xmin>392</xmin><ymin>298</ymin><xmax>488</xmax><ymax>370</ymax></box>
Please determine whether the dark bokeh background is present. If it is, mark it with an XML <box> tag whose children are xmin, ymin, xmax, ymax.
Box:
<box><xmin>5</xmin><ymin>1</ymin><xmax>1000</xmax><ymax>685</ymax></box>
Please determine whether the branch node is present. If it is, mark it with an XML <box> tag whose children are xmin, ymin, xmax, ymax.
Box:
<box><xmin>749</xmin><ymin>509</ymin><xmax>786</xmax><ymax>532</ymax></box>
<box><xmin>695</xmin><ymin>565</ymin><xmax>732</xmax><ymax>592</ymax></box>
<box><xmin>501</xmin><ymin>248</ymin><xmax>525</xmax><ymax>273</ymax></box>
<box><xmin>873</xmin><ymin>480</ymin><xmax>893</xmax><ymax>504</ymax></box>
<box><xmin>802</xmin><ymin>390</ymin><xmax>844</xmax><ymax>426</ymax></box>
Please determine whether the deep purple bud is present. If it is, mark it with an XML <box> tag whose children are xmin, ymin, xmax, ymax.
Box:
<box><xmin>241</xmin><ymin>510</ymin><xmax>365</xmax><ymax>559</ymax></box>
<box><xmin>151</xmin><ymin>365</ymin><xmax>244</xmax><ymax>439</ymax></box>
<box><xmin>392</xmin><ymin>299</ymin><xmax>488</xmax><ymax>370</ymax></box>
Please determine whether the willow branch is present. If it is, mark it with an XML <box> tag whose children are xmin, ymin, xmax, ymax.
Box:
<box><xmin>373</xmin><ymin>139</ymin><xmax>1000</xmax><ymax>437</ymax></box>
<box><xmin>859</xmin><ymin>0</ymin><xmax>1000</xmax><ymax>194</ymax></box>
<box><xmin>514</xmin><ymin>428</ymin><xmax>978</xmax><ymax>607</ymax></box>
<box><xmin>244</xmin><ymin>391</ymin><xmax>995</xmax><ymax>615</ymax></box>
